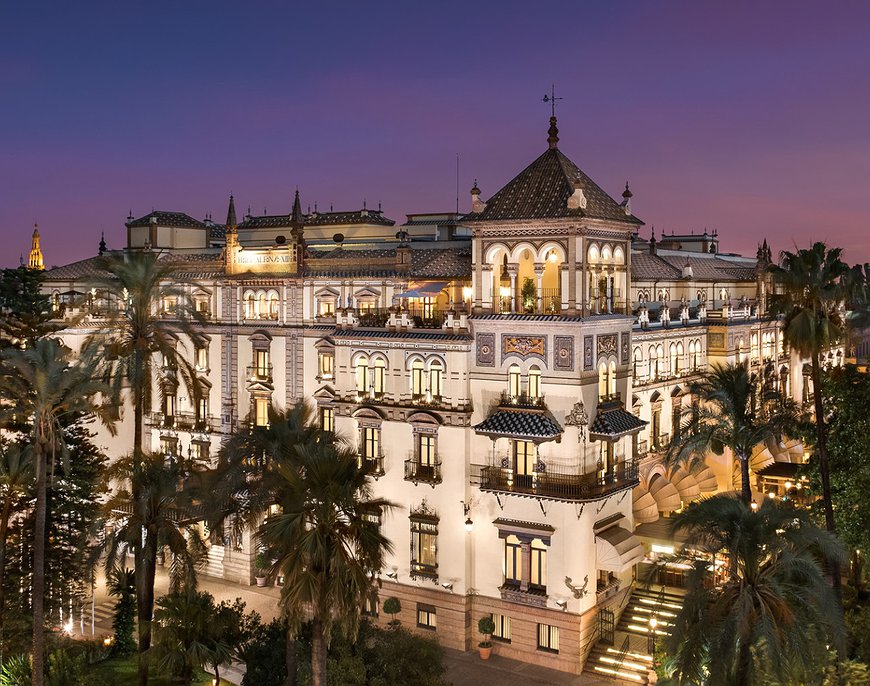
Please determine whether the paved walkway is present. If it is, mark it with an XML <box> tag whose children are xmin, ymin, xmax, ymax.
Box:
<box><xmin>83</xmin><ymin>568</ymin><xmax>613</xmax><ymax>686</ymax></box>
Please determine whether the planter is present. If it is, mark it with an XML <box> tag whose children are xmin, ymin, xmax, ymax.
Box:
<box><xmin>478</xmin><ymin>645</ymin><xmax>492</xmax><ymax>660</ymax></box>
<box><xmin>255</xmin><ymin>576</ymin><xmax>266</xmax><ymax>587</ymax></box>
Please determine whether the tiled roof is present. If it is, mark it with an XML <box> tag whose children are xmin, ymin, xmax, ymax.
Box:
<box><xmin>658</xmin><ymin>254</ymin><xmax>758</xmax><ymax>281</ymax></box>
<box><xmin>238</xmin><ymin>209</ymin><xmax>395</xmax><ymax>230</ymax></box>
<box><xmin>44</xmin><ymin>256</ymin><xmax>110</xmax><ymax>280</ymax></box>
<box><xmin>474</xmin><ymin>409</ymin><xmax>563</xmax><ymax>439</ymax></box>
<box><xmin>463</xmin><ymin>147</ymin><xmax>642</xmax><ymax>225</ymax></box>
<box><xmin>411</xmin><ymin>248</ymin><xmax>472</xmax><ymax>278</ymax></box>
<box><xmin>208</xmin><ymin>225</ymin><xmax>227</xmax><ymax>240</ymax></box>
<box><xmin>630</xmin><ymin>253</ymin><xmax>682</xmax><ymax>280</ymax></box>
<box><xmin>304</xmin><ymin>246</ymin><xmax>471</xmax><ymax>279</ymax></box>
<box><xmin>126</xmin><ymin>211</ymin><xmax>207</xmax><ymax>229</ymax></box>
<box><xmin>589</xmin><ymin>407</ymin><xmax>647</xmax><ymax>439</ymax></box>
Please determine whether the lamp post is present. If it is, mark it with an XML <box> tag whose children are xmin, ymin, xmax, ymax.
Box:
<box><xmin>647</xmin><ymin>615</ymin><xmax>658</xmax><ymax>654</ymax></box>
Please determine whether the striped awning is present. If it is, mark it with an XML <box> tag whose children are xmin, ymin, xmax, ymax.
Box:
<box><xmin>596</xmin><ymin>524</ymin><xmax>645</xmax><ymax>573</ymax></box>
<box><xmin>669</xmin><ymin>467</ymin><xmax>700</xmax><ymax>502</ymax></box>
<box><xmin>648</xmin><ymin>474</ymin><xmax>681</xmax><ymax>512</ymax></box>
<box><xmin>632</xmin><ymin>487</ymin><xmax>659</xmax><ymax>524</ymax></box>
<box><xmin>693</xmin><ymin>465</ymin><xmax>718</xmax><ymax>493</ymax></box>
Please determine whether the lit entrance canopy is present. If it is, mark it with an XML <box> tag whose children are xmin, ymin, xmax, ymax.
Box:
<box><xmin>396</xmin><ymin>281</ymin><xmax>448</xmax><ymax>298</ymax></box>
<box><xmin>594</xmin><ymin>515</ymin><xmax>644</xmax><ymax>573</ymax></box>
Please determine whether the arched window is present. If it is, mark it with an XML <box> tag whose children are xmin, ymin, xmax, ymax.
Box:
<box><xmin>244</xmin><ymin>291</ymin><xmax>255</xmax><ymax>320</ymax></box>
<box><xmin>257</xmin><ymin>291</ymin><xmax>268</xmax><ymax>318</ymax></box>
<box><xmin>528</xmin><ymin>366</ymin><xmax>542</xmax><ymax>400</ymax></box>
<box><xmin>598</xmin><ymin>362</ymin><xmax>608</xmax><ymax>399</ymax></box>
<box><xmin>411</xmin><ymin>359</ymin><xmax>426</xmax><ymax>398</ymax></box>
<box><xmin>372</xmin><ymin>358</ymin><xmax>386</xmax><ymax>396</ymax></box>
<box><xmin>669</xmin><ymin>343</ymin><xmax>678</xmax><ymax>374</ymax></box>
<box><xmin>633</xmin><ymin>347</ymin><xmax>643</xmax><ymax>377</ymax></box>
<box><xmin>508</xmin><ymin>364</ymin><xmax>521</xmax><ymax>398</ymax></box>
<box><xmin>429</xmin><ymin>360</ymin><xmax>443</xmax><ymax>400</ymax></box>
<box><xmin>608</xmin><ymin>360</ymin><xmax>617</xmax><ymax>397</ymax></box>
<box><xmin>268</xmin><ymin>290</ymin><xmax>280</xmax><ymax>320</ymax></box>
<box><xmin>648</xmin><ymin>346</ymin><xmax>658</xmax><ymax>381</ymax></box>
<box><xmin>719</xmin><ymin>287</ymin><xmax>729</xmax><ymax>301</ymax></box>
<box><xmin>355</xmin><ymin>356</ymin><xmax>369</xmax><ymax>395</ymax></box>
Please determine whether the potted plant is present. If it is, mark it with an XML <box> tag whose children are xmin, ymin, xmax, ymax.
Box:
<box><xmin>521</xmin><ymin>277</ymin><xmax>537</xmax><ymax>313</ymax></box>
<box><xmin>254</xmin><ymin>551</ymin><xmax>270</xmax><ymax>587</ymax></box>
<box><xmin>383</xmin><ymin>596</ymin><xmax>401</xmax><ymax>628</ymax></box>
<box><xmin>478</xmin><ymin>615</ymin><xmax>496</xmax><ymax>660</ymax></box>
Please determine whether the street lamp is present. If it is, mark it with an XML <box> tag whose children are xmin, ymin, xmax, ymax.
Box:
<box><xmin>648</xmin><ymin>615</ymin><xmax>658</xmax><ymax>654</ymax></box>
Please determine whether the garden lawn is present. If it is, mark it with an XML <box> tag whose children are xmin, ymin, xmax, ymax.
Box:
<box><xmin>84</xmin><ymin>656</ymin><xmax>230</xmax><ymax>685</ymax></box>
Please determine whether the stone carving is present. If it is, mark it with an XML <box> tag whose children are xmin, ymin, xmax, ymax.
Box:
<box><xmin>620</xmin><ymin>333</ymin><xmax>630</xmax><ymax>364</ymax></box>
<box><xmin>583</xmin><ymin>335</ymin><xmax>594</xmax><ymax>370</ymax></box>
<box><xmin>502</xmin><ymin>335</ymin><xmax>546</xmax><ymax>362</ymax></box>
<box><xmin>477</xmin><ymin>333</ymin><xmax>495</xmax><ymax>366</ymax></box>
<box><xmin>554</xmin><ymin>335</ymin><xmax>574</xmax><ymax>371</ymax></box>
<box><xmin>564</xmin><ymin>401</ymin><xmax>589</xmax><ymax>442</ymax></box>
<box><xmin>597</xmin><ymin>334</ymin><xmax>618</xmax><ymax>358</ymax></box>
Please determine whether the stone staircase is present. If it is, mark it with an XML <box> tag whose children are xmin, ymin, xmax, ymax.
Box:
<box><xmin>584</xmin><ymin>586</ymin><xmax>684</xmax><ymax>683</ymax></box>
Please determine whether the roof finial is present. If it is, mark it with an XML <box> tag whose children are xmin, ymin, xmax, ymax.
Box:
<box><xmin>543</xmin><ymin>84</ymin><xmax>562</xmax><ymax>149</ymax></box>
<box><xmin>621</xmin><ymin>181</ymin><xmax>633</xmax><ymax>216</ymax></box>
<box><xmin>225</xmin><ymin>193</ymin><xmax>237</xmax><ymax>227</ymax></box>
<box><xmin>98</xmin><ymin>231</ymin><xmax>107</xmax><ymax>256</ymax></box>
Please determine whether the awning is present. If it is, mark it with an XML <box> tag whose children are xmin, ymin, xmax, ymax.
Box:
<box><xmin>750</xmin><ymin>442</ymin><xmax>775</xmax><ymax>472</ymax></box>
<box><xmin>589</xmin><ymin>407</ymin><xmax>647</xmax><ymax>441</ymax></box>
<box><xmin>648</xmin><ymin>474</ymin><xmax>681</xmax><ymax>512</ymax></box>
<box><xmin>756</xmin><ymin>461</ymin><xmax>801</xmax><ymax>479</ymax></box>
<box><xmin>693</xmin><ymin>465</ymin><xmax>718</xmax><ymax>493</ymax></box>
<box><xmin>632</xmin><ymin>487</ymin><xmax>659</xmax><ymax>524</ymax></box>
<box><xmin>474</xmin><ymin>409</ymin><xmax>563</xmax><ymax>441</ymax></box>
<box><xmin>669</xmin><ymin>467</ymin><xmax>700</xmax><ymax>502</ymax></box>
<box><xmin>596</xmin><ymin>524</ymin><xmax>645</xmax><ymax>572</ymax></box>
<box><xmin>396</xmin><ymin>281</ymin><xmax>448</xmax><ymax>298</ymax></box>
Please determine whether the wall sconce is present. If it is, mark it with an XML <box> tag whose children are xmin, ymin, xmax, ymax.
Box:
<box><xmin>461</xmin><ymin>501</ymin><xmax>473</xmax><ymax>532</ymax></box>
<box><xmin>554</xmin><ymin>598</ymin><xmax>568</xmax><ymax>611</ymax></box>
<box><xmin>441</xmin><ymin>581</ymin><xmax>454</xmax><ymax>592</ymax></box>
<box><xmin>386</xmin><ymin>567</ymin><xmax>398</xmax><ymax>581</ymax></box>
<box><xmin>462</xmin><ymin>286</ymin><xmax>473</xmax><ymax>301</ymax></box>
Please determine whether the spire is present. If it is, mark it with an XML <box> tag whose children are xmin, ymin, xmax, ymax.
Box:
<box><xmin>649</xmin><ymin>226</ymin><xmax>657</xmax><ymax>256</ymax></box>
<box><xmin>98</xmin><ymin>231</ymin><xmax>107</xmax><ymax>256</ymax></box>
<box><xmin>547</xmin><ymin>116</ymin><xmax>559</xmax><ymax>149</ymax></box>
<box><xmin>225</xmin><ymin>194</ymin><xmax>237</xmax><ymax>227</ymax></box>
<box><xmin>28</xmin><ymin>223</ymin><xmax>44</xmax><ymax>270</ymax></box>
<box><xmin>291</xmin><ymin>189</ymin><xmax>304</xmax><ymax>224</ymax></box>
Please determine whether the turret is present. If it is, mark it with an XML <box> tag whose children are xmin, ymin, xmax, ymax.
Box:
<box><xmin>28</xmin><ymin>224</ymin><xmax>44</xmax><ymax>270</ymax></box>
<box><xmin>470</xmin><ymin>180</ymin><xmax>486</xmax><ymax>214</ymax></box>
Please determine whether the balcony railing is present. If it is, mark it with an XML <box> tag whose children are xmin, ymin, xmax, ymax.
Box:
<box><xmin>358</xmin><ymin>455</ymin><xmax>385</xmax><ymax>477</ymax></box>
<box><xmin>635</xmin><ymin>439</ymin><xmax>649</xmax><ymax>458</ymax></box>
<box><xmin>403</xmin><ymin>307</ymin><xmax>443</xmax><ymax>329</ymax></box>
<box><xmin>473</xmin><ymin>459</ymin><xmax>638</xmax><ymax>501</ymax></box>
<box><xmin>404</xmin><ymin>455</ymin><xmax>442</xmax><ymax>486</ymax></box>
<box><xmin>246</xmin><ymin>364</ymin><xmax>273</xmax><ymax>384</ymax></box>
<box><xmin>499</xmin><ymin>391</ymin><xmax>546</xmax><ymax>409</ymax></box>
<box><xmin>357</xmin><ymin>307</ymin><xmax>392</xmax><ymax>328</ymax></box>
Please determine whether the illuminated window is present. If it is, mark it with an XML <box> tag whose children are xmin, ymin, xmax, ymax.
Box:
<box><xmin>320</xmin><ymin>407</ymin><xmax>334</xmax><ymax>433</ymax></box>
<box><xmin>411</xmin><ymin>359</ymin><xmax>425</xmax><ymax>398</ymax></box>
<box><xmin>492</xmin><ymin>614</ymin><xmax>511</xmax><ymax>643</ymax></box>
<box><xmin>268</xmin><ymin>291</ymin><xmax>279</xmax><ymax>320</ymax></box>
<box><xmin>360</xmin><ymin>427</ymin><xmax>380</xmax><ymax>460</ymax></box>
<box><xmin>504</xmin><ymin>535</ymin><xmax>521</xmax><ymax>584</ymax></box>
<box><xmin>429</xmin><ymin>360</ymin><xmax>443</xmax><ymax>399</ymax></box>
<box><xmin>508</xmin><ymin>364</ymin><xmax>521</xmax><ymax>397</ymax></box>
<box><xmin>162</xmin><ymin>296</ymin><xmax>177</xmax><ymax>315</ymax></box>
<box><xmin>528</xmin><ymin>366</ymin><xmax>541</xmax><ymax>399</ymax></box>
<box><xmin>318</xmin><ymin>298</ymin><xmax>335</xmax><ymax>317</ymax></box>
<box><xmin>418</xmin><ymin>434</ymin><xmax>436</xmax><ymax>467</ymax></box>
<box><xmin>416</xmin><ymin>603</ymin><xmax>437</xmax><ymax>630</ymax></box>
<box><xmin>255</xmin><ymin>349</ymin><xmax>270</xmax><ymax>378</ymax></box>
<box><xmin>244</xmin><ymin>292</ymin><xmax>255</xmax><ymax>319</ymax></box>
<box><xmin>195</xmin><ymin>345</ymin><xmax>208</xmax><ymax>371</ymax></box>
<box><xmin>164</xmin><ymin>393</ymin><xmax>176</xmax><ymax>421</ymax></box>
<box><xmin>254</xmin><ymin>397</ymin><xmax>269</xmax><ymax>427</ymax></box>
<box><xmin>530</xmin><ymin>538</ymin><xmax>547</xmax><ymax>590</ymax></box>
<box><xmin>191</xmin><ymin>441</ymin><xmax>209</xmax><ymax>462</ymax></box>
<box><xmin>197</xmin><ymin>395</ymin><xmax>208</xmax><ymax>423</ymax></box>
<box><xmin>318</xmin><ymin>352</ymin><xmax>334</xmax><ymax>379</ymax></box>
<box><xmin>372</xmin><ymin>358</ymin><xmax>386</xmax><ymax>396</ymax></box>
<box><xmin>410</xmin><ymin>515</ymin><xmax>438</xmax><ymax>579</ymax></box>
<box><xmin>537</xmin><ymin>624</ymin><xmax>559</xmax><ymax>653</ymax></box>
<box><xmin>355</xmin><ymin>357</ymin><xmax>369</xmax><ymax>395</ymax></box>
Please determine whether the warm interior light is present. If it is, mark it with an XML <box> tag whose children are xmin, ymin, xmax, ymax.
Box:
<box><xmin>784</xmin><ymin>481</ymin><xmax>793</xmax><ymax>491</ymax></box>
<box><xmin>462</xmin><ymin>286</ymin><xmax>473</xmax><ymax>300</ymax></box>
<box><xmin>548</xmin><ymin>251</ymin><xmax>558</xmax><ymax>263</ymax></box>
<box><xmin>768</xmin><ymin>491</ymin><xmax>776</xmax><ymax>499</ymax></box>
<box><xmin>751</xmin><ymin>500</ymin><xmax>758</xmax><ymax>511</ymax></box>
<box><xmin>465</xmin><ymin>517</ymin><xmax>474</xmax><ymax>532</ymax></box>
<box><xmin>499</xmin><ymin>286</ymin><xmax>510</xmax><ymax>297</ymax></box>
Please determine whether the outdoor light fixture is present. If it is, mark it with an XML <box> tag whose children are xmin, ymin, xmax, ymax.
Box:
<box><xmin>751</xmin><ymin>500</ymin><xmax>758</xmax><ymax>511</ymax></box>
<box><xmin>648</xmin><ymin>615</ymin><xmax>658</xmax><ymax>653</ymax></box>
<box><xmin>386</xmin><ymin>567</ymin><xmax>398</xmax><ymax>581</ymax></box>
<box><xmin>768</xmin><ymin>491</ymin><xmax>776</xmax><ymax>499</ymax></box>
<box><xmin>462</xmin><ymin>501</ymin><xmax>473</xmax><ymax>531</ymax></box>
<box><xmin>555</xmin><ymin>598</ymin><xmax>568</xmax><ymax>611</ymax></box>
<box><xmin>441</xmin><ymin>581</ymin><xmax>454</xmax><ymax>592</ymax></box>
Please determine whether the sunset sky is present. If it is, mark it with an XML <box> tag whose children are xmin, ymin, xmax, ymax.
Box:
<box><xmin>3</xmin><ymin>1</ymin><xmax>869</xmax><ymax>267</ymax></box>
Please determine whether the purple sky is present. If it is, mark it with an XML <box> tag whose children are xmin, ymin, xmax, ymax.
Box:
<box><xmin>3</xmin><ymin>1</ymin><xmax>870</xmax><ymax>268</ymax></box>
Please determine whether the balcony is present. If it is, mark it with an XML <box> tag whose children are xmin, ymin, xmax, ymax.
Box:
<box><xmin>357</xmin><ymin>307</ymin><xmax>392</xmax><ymax>328</ymax></box>
<box><xmin>358</xmin><ymin>455</ymin><xmax>385</xmax><ymax>477</ymax></box>
<box><xmin>246</xmin><ymin>364</ymin><xmax>273</xmax><ymax>385</ymax></box>
<box><xmin>499</xmin><ymin>580</ymin><xmax>548</xmax><ymax>608</ymax></box>
<box><xmin>499</xmin><ymin>391</ymin><xmax>546</xmax><ymax>409</ymax></box>
<box><xmin>473</xmin><ymin>459</ymin><xmax>638</xmax><ymax>502</ymax></box>
<box><xmin>403</xmin><ymin>306</ymin><xmax>444</xmax><ymax>329</ymax></box>
<box><xmin>404</xmin><ymin>455</ymin><xmax>442</xmax><ymax>486</ymax></box>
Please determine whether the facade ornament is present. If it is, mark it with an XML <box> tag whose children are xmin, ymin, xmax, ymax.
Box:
<box><xmin>565</xmin><ymin>401</ymin><xmax>589</xmax><ymax>442</ymax></box>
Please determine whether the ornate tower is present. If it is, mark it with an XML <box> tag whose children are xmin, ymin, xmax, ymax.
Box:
<box><xmin>28</xmin><ymin>224</ymin><xmax>44</xmax><ymax>270</ymax></box>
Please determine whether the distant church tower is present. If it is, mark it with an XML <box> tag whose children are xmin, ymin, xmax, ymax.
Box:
<box><xmin>28</xmin><ymin>224</ymin><xmax>44</xmax><ymax>270</ymax></box>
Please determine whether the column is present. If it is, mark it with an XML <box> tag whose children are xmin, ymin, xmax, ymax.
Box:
<box><xmin>520</xmin><ymin>539</ymin><xmax>532</xmax><ymax>592</ymax></box>
<box><xmin>534</xmin><ymin>262</ymin><xmax>545</xmax><ymax>314</ymax></box>
<box><xmin>481</xmin><ymin>265</ymin><xmax>493</xmax><ymax>313</ymax></box>
<box><xmin>507</xmin><ymin>263</ymin><xmax>518</xmax><ymax>313</ymax></box>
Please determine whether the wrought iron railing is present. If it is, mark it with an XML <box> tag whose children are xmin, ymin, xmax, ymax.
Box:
<box><xmin>499</xmin><ymin>390</ymin><xmax>546</xmax><ymax>408</ymax></box>
<box><xmin>246</xmin><ymin>364</ymin><xmax>273</xmax><ymax>384</ymax></box>
<box><xmin>473</xmin><ymin>459</ymin><xmax>638</xmax><ymax>501</ymax></box>
<box><xmin>404</xmin><ymin>455</ymin><xmax>442</xmax><ymax>485</ymax></box>
<box><xmin>358</xmin><ymin>455</ymin><xmax>385</xmax><ymax>477</ymax></box>
<box><xmin>357</xmin><ymin>307</ymin><xmax>392</xmax><ymax>327</ymax></box>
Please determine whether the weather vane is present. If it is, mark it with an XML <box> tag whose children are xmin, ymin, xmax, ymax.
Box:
<box><xmin>542</xmin><ymin>83</ymin><xmax>563</xmax><ymax>117</ymax></box>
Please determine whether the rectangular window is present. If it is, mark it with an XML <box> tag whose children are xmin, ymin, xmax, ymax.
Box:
<box><xmin>320</xmin><ymin>407</ymin><xmax>334</xmax><ymax>433</ymax></box>
<box><xmin>164</xmin><ymin>394</ymin><xmax>176</xmax><ymax>421</ymax></box>
<box><xmin>255</xmin><ymin>349</ymin><xmax>270</xmax><ymax>378</ymax></box>
<box><xmin>255</xmin><ymin>397</ymin><xmax>269</xmax><ymax>427</ymax></box>
<box><xmin>416</xmin><ymin>603</ymin><xmax>437</xmax><ymax>630</ymax></box>
<box><xmin>192</xmin><ymin>441</ymin><xmax>209</xmax><ymax>462</ymax></box>
<box><xmin>362</xmin><ymin>593</ymin><xmax>378</xmax><ymax>618</ymax></box>
<box><xmin>361</xmin><ymin>427</ymin><xmax>380</xmax><ymax>460</ymax></box>
<box><xmin>410</xmin><ymin>518</ymin><xmax>438</xmax><ymax>579</ymax></box>
<box><xmin>530</xmin><ymin>539</ymin><xmax>547</xmax><ymax>590</ymax></box>
<box><xmin>508</xmin><ymin>367</ymin><xmax>521</xmax><ymax>397</ymax></box>
<box><xmin>537</xmin><ymin>623</ymin><xmax>559</xmax><ymax>653</ymax></box>
<box><xmin>492</xmin><ymin>614</ymin><xmax>511</xmax><ymax>643</ymax></box>
<box><xmin>418</xmin><ymin>434</ymin><xmax>436</xmax><ymax>467</ymax></box>
<box><xmin>318</xmin><ymin>352</ymin><xmax>334</xmax><ymax>380</ymax></box>
<box><xmin>429</xmin><ymin>364</ymin><xmax>443</xmax><ymax>399</ymax></box>
<box><xmin>160</xmin><ymin>437</ymin><xmax>178</xmax><ymax>459</ymax></box>
<box><xmin>411</xmin><ymin>362</ymin><xmax>425</xmax><ymax>397</ymax></box>
<box><xmin>356</xmin><ymin>360</ymin><xmax>369</xmax><ymax>394</ymax></box>
<box><xmin>504</xmin><ymin>535</ymin><xmax>521</xmax><ymax>584</ymax></box>
<box><xmin>318</xmin><ymin>298</ymin><xmax>335</xmax><ymax>317</ymax></box>
<box><xmin>162</xmin><ymin>296</ymin><xmax>177</xmax><ymax>315</ymax></box>
<box><xmin>197</xmin><ymin>396</ymin><xmax>208</xmax><ymax>424</ymax></box>
<box><xmin>195</xmin><ymin>345</ymin><xmax>208</xmax><ymax>371</ymax></box>
<box><xmin>372</xmin><ymin>361</ymin><xmax>386</xmax><ymax>395</ymax></box>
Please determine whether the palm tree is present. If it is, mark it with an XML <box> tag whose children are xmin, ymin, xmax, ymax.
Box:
<box><xmin>0</xmin><ymin>442</ymin><xmax>33</xmax><ymax>658</ymax></box>
<box><xmin>85</xmin><ymin>250</ymin><xmax>205</xmax><ymax>686</ymax></box>
<box><xmin>0</xmin><ymin>339</ymin><xmax>114</xmax><ymax>686</ymax></box>
<box><xmin>662</xmin><ymin>494</ymin><xmax>845</xmax><ymax>686</ymax></box>
<box><xmin>102</xmin><ymin>450</ymin><xmax>208</xmax><ymax>672</ymax></box>
<box><xmin>668</xmin><ymin>361</ymin><xmax>799</xmax><ymax>504</ymax></box>
<box><xmin>260</xmin><ymin>438</ymin><xmax>394</xmax><ymax>686</ymax></box>
<box><xmin>207</xmin><ymin>403</ymin><xmax>393</xmax><ymax>686</ymax></box>
<box><xmin>769</xmin><ymin>242</ymin><xmax>850</xmax><ymax>600</ymax></box>
<box><xmin>106</xmin><ymin>566</ymin><xmax>137</xmax><ymax>656</ymax></box>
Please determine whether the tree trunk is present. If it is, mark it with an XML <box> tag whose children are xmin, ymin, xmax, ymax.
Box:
<box><xmin>0</xmin><ymin>497</ymin><xmax>12</xmax><ymax>660</ymax></box>
<box><xmin>136</xmin><ymin>526</ymin><xmax>158</xmax><ymax>686</ymax></box>
<box><xmin>310</xmin><ymin>617</ymin><xmax>327</xmax><ymax>686</ymax></box>
<box><xmin>284</xmin><ymin>627</ymin><xmax>297</xmax><ymax>686</ymax></box>
<box><xmin>214</xmin><ymin>664</ymin><xmax>220</xmax><ymax>686</ymax></box>
<box><xmin>812</xmin><ymin>351</ymin><xmax>842</xmax><ymax>605</ymax></box>
<box><xmin>738</xmin><ymin>451</ymin><xmax>751</xmax><ymax>505</ymax></box>
<box><xmin>735</xmin><ymin>638</ymin><xmax>753</xmax><ymax>686</ymax></box>
<box><xmin>31</xmin><ymin>441</ymin><xmax>46</xmax><ymax>686</ymax></box>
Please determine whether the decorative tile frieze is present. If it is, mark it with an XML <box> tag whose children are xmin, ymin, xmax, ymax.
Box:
<box><xmin>554</xmin><ymin>335</ymin><xmax>574</xmax><ymax>371</ymax></box>
<box><xmin>501</xmin><ymin>334</ymin><xmax>546</xmax><ymax>363</ymax></box>
<box><xmin>477</xmin><ymin>333</ymin><xmax>495</xmax><ymax>366</ymax></box>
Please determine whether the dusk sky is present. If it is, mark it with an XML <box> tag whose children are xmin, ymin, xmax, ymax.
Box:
<box><xmin>3</xmin><ymin>1</ymin><xmax>869</xmax><ymax>268</ymax></box>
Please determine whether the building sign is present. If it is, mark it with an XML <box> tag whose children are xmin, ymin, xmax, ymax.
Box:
<box><xmin>227</xmin><ymin>245</ymin><xmax>298</xmax><ymax>275</ymax></box>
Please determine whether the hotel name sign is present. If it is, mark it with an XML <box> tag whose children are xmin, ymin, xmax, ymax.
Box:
<box><xmin>227</xmin><ymin>245</ymin><xmax>299</xmax><ymax>274</ymax></box>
